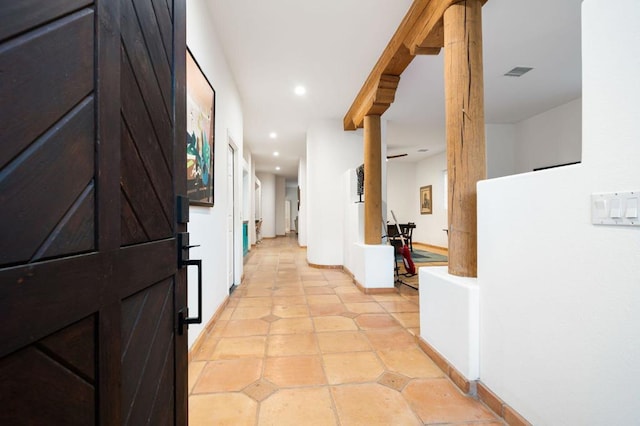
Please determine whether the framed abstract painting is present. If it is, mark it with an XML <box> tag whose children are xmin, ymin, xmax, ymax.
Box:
<box><xmin>186</xmin><ymin>48</ymin><xmax>215</xmax><ymax>206</ymax></box>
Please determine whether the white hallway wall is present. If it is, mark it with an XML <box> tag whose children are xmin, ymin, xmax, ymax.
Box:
<box><xmin>478</xmin><ymin>1</ymin><xmax>640</xmax><ymax>424</ymax></box>
<box><xmin>186</xmin><ymin>0</ymin><xmax>244</xmax><ymax>348</ymax></box>
<box><xmin>244</xmin><ymin>151</ymin><xmax>257</xmax><ymax>246</ymax></box>
<box><xmin>251</xmin><ymin>157</ymin><xmax>259</xmax><ymax>244</ymax></box>
<box><xmin>285</xmin><ymin>186</ymin><xmax>298</xmax><ymax>231</ymax></box>
<box><xmin>386</xmin><ymin>161</ymin><xmax>417</xmax><ymax>230</ymax></box>
<box><xmin>256</xmin><ymin>172</ymin><xmax>276</xmax><ymax>238</ymax></box>
<box><xmin>414</xmin><ymin>152</ymin><xmax>448</xmax><ymax>248</ymax></box>
<box><xmin>297</xmin><ymin>158</ymin><xmax>307</xmax><ymax>247</ymax></box>
<box><xmin>307</xmin><ymin>120</ymin><xmax>363</xmax><ymax>266</ymax></box>
<box><xmin>275</xmin><ymin>176</ymin><xmax>286</xmax><ymax>236</ymax></box>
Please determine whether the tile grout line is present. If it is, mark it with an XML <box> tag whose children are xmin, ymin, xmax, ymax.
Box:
<box><xmin>189</xmin><ymin>238</ymin><xmax>502</xmax><ymax>425</ymax></box>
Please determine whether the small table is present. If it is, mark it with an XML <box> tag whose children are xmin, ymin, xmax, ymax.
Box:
<box><xmin>386</xmin><ymin>223</ymin><xmax>416</xmax><ymax>251</ymax></box>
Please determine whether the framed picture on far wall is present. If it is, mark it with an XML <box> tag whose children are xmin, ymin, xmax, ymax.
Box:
<box><xmin>186</xmin><ymin>48</ymin><xmax>215</xmax><ymax>206</ymax></box>
<box><xmin>420</xmin><ymin>185</ymin><xmax>432</xmax><ymax>215</ymax></box>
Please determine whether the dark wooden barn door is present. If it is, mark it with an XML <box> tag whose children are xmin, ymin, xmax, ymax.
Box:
<box><xmin>0</xmin><ymin>0</ymin><xmax>188</xmax><ymax>424</ymax></box>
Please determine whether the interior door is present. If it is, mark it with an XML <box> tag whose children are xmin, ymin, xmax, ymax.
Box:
<box><xmin>0</xmin><ymin>1</ymin><xmax>188</xmax><ymax>424</ymax></box>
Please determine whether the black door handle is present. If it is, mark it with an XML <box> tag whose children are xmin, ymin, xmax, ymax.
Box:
<box><xmin>177</xmin><ymin>232</ymin><xmax>203</xmax><ymax>335</ymax></box>
<box><xmin>179</xmin><ymin>259</ymin><xmax>202</xmax><ymax>335</ymax></box>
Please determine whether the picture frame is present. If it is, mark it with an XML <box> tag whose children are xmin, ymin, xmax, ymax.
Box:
<box><xmin>186</xmin><ymin>48</ymin><xmax>215</xmax><ymax>206</ymax></box>
<box><xmin>420</xmin><ymin>185</ymin><xmax>432</xmax><ymax>215</ymax></box>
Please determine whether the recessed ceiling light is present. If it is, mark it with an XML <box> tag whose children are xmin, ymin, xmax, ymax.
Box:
<box><xmin>269</xmin><ymin>132</ymin><xmax>277</xmax><ymax>139</ymax></box>
<box><xmin>273</xmin><ymin>151</ymin><xmax>279</xmax><ymax>156</ymax></box>
<box><xmin>275</xmin><ymin>166</ymin><xmax>281</xmax><ymax>171</ymax></box>
<box><xmin>504</xmin><ymin>67</ymin><xmax>533</xmax><ymax>77</ymax></box>
<box><xmin>294</xmin><ymin>85</ymin><xmax>306</xmax><ymax>96</ymax></box>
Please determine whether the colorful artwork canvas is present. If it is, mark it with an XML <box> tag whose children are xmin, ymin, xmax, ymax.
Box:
<box><xmin>186</xmin><ymin>48</ymin><xmax>215</xmax><ymax>206</ymax></box>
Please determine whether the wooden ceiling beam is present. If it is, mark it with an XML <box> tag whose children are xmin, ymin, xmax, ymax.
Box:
<box><xmin>412</xmin><ymin>20</ymin><xmax>444</xmax><ymax>53</ymax></box>
<box><xmin>343</xmin><ymin>0</ymin><xmax>431</xmax><ymax>130</ymax></box>
<box><xmin>343</xmin><ymin>0</ymin><xmax>488</xmax><ymax>130</ymax></box>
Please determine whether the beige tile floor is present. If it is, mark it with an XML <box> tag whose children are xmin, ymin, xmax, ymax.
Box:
<box><xmin>189</xmin><ymin>236</ymin><xmax>503</xmax><ymax>426</ymax></box>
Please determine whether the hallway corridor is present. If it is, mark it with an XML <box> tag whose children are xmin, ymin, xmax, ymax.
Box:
<box><xmin>188</xmin><ymin>237</ymin><xmax>502</xmax><ymax>425</ymax></box>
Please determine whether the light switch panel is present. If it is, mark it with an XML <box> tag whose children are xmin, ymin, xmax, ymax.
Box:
<box><xmin>592</xmin><ymin>191</ymin><xmax>640</xmax><ymax>226</ymax></box>
<box><xmin>610</xmin><ymin>199</ymin><xmax>622</xmax><ymax>218</ymax></box>
<box><xmin>626</xmin><ymin>197</ymin><xmax>638</xmax><ymax>218</ymax></box>
<box><xmin>594</xmin><ymin>199</ymin><xmax>607</xmax><ymax>218</ymax></box>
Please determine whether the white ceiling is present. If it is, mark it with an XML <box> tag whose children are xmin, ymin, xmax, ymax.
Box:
<box><xmin>207</xmin><ymin>0</ymin><xmax>583</xmax><ymax>181</ymax></box>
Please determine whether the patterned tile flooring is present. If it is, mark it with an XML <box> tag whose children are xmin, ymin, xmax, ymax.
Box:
<box><xmin>188</xmin><ymin>236</ymin><xmax>503</xmax><ymax>425</ymax></box>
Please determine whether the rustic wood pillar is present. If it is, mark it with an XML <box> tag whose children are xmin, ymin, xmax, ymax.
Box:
<box><xmin>444</xmin><ymin>0</ymin><xmax>486</xmax><ymax>277</ymax></box>
<box><xmin>364</xmin><ymin>114</ymin><xmax>382</xmax><ymax>245</ymax></box>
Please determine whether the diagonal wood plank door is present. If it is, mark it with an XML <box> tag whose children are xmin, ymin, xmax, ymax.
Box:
<box><xmin>0</xmin><ymin>0</ymin><xmax>188</xmax><ymax>424</ymax></box>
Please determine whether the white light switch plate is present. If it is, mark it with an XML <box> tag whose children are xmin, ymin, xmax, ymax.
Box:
<box><xmin>591</xmin><ymin>191</ymin><xmax>640</xmax><ymax>226</ymax></box>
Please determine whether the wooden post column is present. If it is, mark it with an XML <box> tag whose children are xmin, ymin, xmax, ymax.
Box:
<box><xmin>364</xmin><ymin>114</ymin><xmax>382</xmax><ymax>245</ymax></box>
<box><xmin>444</xmin><ymin>0</ymin><xmax>486</xmax><ymax>277</ymax></box>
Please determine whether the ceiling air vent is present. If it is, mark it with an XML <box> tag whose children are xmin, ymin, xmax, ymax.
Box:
<box><xmin>504</xmin><ymin>67</ymin><xmax>533</xmax><ymax>77</ymax></box>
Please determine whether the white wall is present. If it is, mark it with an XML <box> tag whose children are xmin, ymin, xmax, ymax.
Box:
<box><xmin>275</xmin><ymin>176</ymin><xmax>286</xmax><ymax>236</ymax></box>
<box><xmin>414</xmin><ymin>151</ymin><xmax>448</xmax><ymax>248</ymax></box>
<box><xmin>242</xmin><ymin>157</ymin><xmax>250</xmax><ymax>222</ymax></box>
<box><xmin>486</xmin><ymin>123</ymin><xmax>517</xmax><ymax>178</ymax></box>
<box><xmin>186</xmin><ymin>0</ymin><xmax>244</xmax><ymax>348</ymax></box>
<box><xmin>285</xmin><ymin>186</ymin><xmax>298</xmax><ymax>231</ymax></box>
<box><xmin>514</xmin><ymin>97</ymin><xmax>582</xmax><ymax>173</ymax></box>
<box><xmin>228</xmin><ymin>136</ymin><xmax>243</xmax><ymax>289</ymax></box>
<box><xmin>297</xmin><ymin>158</ymin><xmax>307</xmax><ymax>246</ymax></box>
<box><xmin>343</xmin><ymin>169</ymin><xmax>363</xmax><ymax>274</ymax></box>
<box><xmin>256</xmin><ymin>172</ymin><xmax>276</xmax><ymax>238</ymax></box>
<box><xmin>485</xmin><ymin>99</ymin><xmax>581</xmax><ymax>179</ymax></box>
<box><xmin>386</xmin><ymin>121</ymin><xmax>446</xmax><ymax>156</ymax></box>
<box><xmin>251</xmin><ymin>158</ymin><xmax>259</xmax><ymax>244</ymax></box>
<box><xmin>307</xmin><ymin>120</ymin><xmax>363</xmax><ymax>266</ymax></box>
<box><xmin>243</xmin><ymin>151</ymin><xmax>257</xmax><ymax>246</ymax></box>
<box><xmin>386</xmin><ymin>161</ymin><xmax>417</xmax><ymax>233</ymax></box>
<box><xmin>477</xmin><ymin>1</ymin><xmax>640</xmax><ymax>424</ymax></box>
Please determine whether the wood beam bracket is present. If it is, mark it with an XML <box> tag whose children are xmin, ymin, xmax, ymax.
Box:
<box><xmin>410</xmin><ymin>19</ymin><xmax>444</xmax><ymax>54</ymax></box>
<box><xmin>349</xmin><ymin>75</ymin><xmax>400</xmax><ymax>130</ymax></box>
<box><xmin>407</xmin><ymin>1</ymin><xmax>487</xmax><ymax>54</ymax></box>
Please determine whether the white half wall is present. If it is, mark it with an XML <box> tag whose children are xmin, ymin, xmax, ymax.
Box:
<box><xmin>256</xmin><ymin>172</ymin><xmax>276</xmax><ymax>238</ymax></box>
<box><xmin>186</xmin><ymin>0</ymin><xmax>244</xmax><ymax>348</ymax></box>
<box><xmin>414</xmin><ymin>151</ymin><xmax>448</xmax><ymax>248</ymax></box>
<box><xmin>352</xmin><ymin>243</ymin><xmax>394</xmax><ymax>289</ymax></box>
<box><xmin>477</xmin><ymin>1</ymin><xmax>640</xmax><ymax>424</ymax></box>
<box><xmin>420</xmin><ymin>267</ymin><xmax>479</xmax><ymax>380</ymax></box>
<box><xmin>307</xmin><ymin>120</ymin><xmax>363</xmax><ymax>266</ymax></box>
